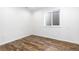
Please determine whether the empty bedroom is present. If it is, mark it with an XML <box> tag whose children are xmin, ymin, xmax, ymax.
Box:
<box><xmin>0</xmin><ymin>7</ymin><xmax>79</xmax><ymax>51</ymax></box>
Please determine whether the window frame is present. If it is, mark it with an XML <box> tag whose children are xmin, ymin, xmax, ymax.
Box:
<box><xmin>44</xmin><ymin>9</ymin><xmax>61</xmax><ymax>28</ymax></box>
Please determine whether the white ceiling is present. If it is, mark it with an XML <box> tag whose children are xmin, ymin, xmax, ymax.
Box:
<box><xmin>26</xmin><ymin>7</ymin><xmax>46</xmax><ymax>12</ymax></box>
<box><xmin>26</xmin><ymin>7</ymin><xmax>56</xmax><ymax>12</ymax></box>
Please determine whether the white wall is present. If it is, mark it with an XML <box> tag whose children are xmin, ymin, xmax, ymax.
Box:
<box><xmin>0</xmin><ymin>7</ymin><xmax>79</xmax><ymax>45</ymax></box>
<box><xmin>0</xmin><ymin>7</ymin><xmax>32</xmax><ymax>45</ymax></box>
<box><xmin>33</xmin><ymin>7</ymin><xmax>79</xmax><ymax>44</ymax></box>
<box><xmin>0</xmin><ymin>8</ymin><xmax>4</xmax><ymax>41</ymax></box>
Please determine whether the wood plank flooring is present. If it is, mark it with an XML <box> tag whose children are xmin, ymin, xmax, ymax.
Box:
<box><xmin>0</xmin><ymin>35</ymin><xmax>79</xmax><ymax>51</ymax></box>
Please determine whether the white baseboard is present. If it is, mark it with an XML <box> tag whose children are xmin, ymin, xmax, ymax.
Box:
<box><xmin>0</xmin><ymin>35</ymin><xmax>31</xmax><ymax>45</ymax></box>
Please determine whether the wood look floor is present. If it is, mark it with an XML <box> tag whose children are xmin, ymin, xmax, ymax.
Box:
<box><xmin>0</xmin><ymin>35</ymin><xmax>79</xmax><ymax>51</ymax></box>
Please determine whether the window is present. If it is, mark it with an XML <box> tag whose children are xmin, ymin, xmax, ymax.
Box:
<box><xmin>45</xmin><ymin>10</ymin><xmax>60</xmax><ymax>27</ymax></box>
